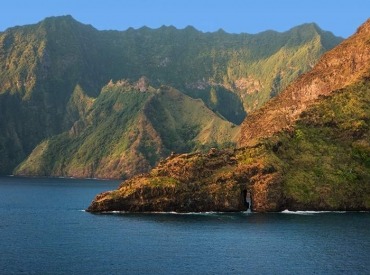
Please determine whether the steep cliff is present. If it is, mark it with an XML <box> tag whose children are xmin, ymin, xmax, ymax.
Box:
<box><xmin>239</xmin><ymin>19</ymin><xmax>370</xmax><ymax>147</ymax></box>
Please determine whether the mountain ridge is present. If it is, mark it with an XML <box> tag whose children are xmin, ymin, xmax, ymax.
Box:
<box><xmin>87</xmin><ymin>18</ymin><xmax>370</xmax><ymax>212</ymax></box>
<box><xmin>0</xmin><ymin>15</ymin><xmax>342</xmax><ymax>176</ymax></box>
<box><xmin>15</xmin><ymin>80</ymin><xmax>239</xmax><ymax>179</ymax></box>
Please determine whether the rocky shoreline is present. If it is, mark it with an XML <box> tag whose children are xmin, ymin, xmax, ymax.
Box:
<box><xmin>86</xmin><ymin>146</ymin><xmax>369</xmax><ymax>213</ymax></box>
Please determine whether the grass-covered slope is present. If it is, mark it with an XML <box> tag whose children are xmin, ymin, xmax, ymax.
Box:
<box><xmin>144</xmin><ymin>86</ymin><xmax>239</xmax><ymax>153</ymax></box>
<box><xmin>15</xmin><ymin>81</ymin><xmax>238</xmax><ymax>179</ymax></box>
<box><xmin>276</xmin><ymin>81</ymin><xmax>370</xmax><ymax>209</ymax></box>
<box><xmin>15</xmin><ymin>81</ymin><xmax>153</xmax><ymax>178</ymax></box>
<box><xmin>0</xmin><ymin>16</ymin><xmax>342</xmax><ymax>175</ymax></box>
<box><xmin>88</xmin><ymin>80</ymin><xmax>370</xmax><ymax>212</ymax></box>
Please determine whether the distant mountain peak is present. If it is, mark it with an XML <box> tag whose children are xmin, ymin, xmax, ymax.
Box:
<box><xmin>296</xmin><ymin>22</ymin><xmax>321</xmax><ymax>30</ymax></box>
<box><xmin>184</xmin><ymin>25</ymin><xmax>197</xmax><ymax>31</ymax></box>
<box><xmin>42</xmin><ymin>15</ymin><xmax>78</xmax><ymax>24</ymax></box>
<box><xmin>39</xmin><ymin>15</ymin><xmax>96</xmax><ymax>31</ymax></box>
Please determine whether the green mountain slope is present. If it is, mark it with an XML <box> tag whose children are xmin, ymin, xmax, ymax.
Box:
<box><xmin>0</xmin><ymin>16</ymin><xmax>342</xmax><ymax>175</ymax></box>
<box><xmin>0</xmin><ymin>16</ymin><xmax>110</xmax><ymax>174</ymax></box>
<box><xmin>15</xmin><ymin>80</ymin><xmax>238</xmax><ymax>179</ymax></box>
<box><xmin>87</xmin><ymin>19</ymin><xmax>370</xmax><ymax>212</ymax></box>
<box><xmin>87</xmin><ymin>78</ymin><xmax>370</xmax><ymax>213</ymax></box>
<box><xmin>275</xmin><ymin>81</ymin><xmax>370</xmax><ymax>209</ymax></box>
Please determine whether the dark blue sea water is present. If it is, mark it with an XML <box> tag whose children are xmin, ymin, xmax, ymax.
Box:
<box><xmin>0</xmin><ymin>176</ymin><xmax>369</xmax><ymax>274</ymax></box>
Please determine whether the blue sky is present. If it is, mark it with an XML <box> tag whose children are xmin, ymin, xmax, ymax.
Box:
<box><xmin>1</xmin><ymin>0</ymin><xmax>369</xmax><ymax>37</ymax></box>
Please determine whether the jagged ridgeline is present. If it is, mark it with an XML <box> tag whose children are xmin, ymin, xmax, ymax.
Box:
<box><xmin>0</xmin><ymin>15</ymin><xmax>342</xmax><ymax>176</ymax></box>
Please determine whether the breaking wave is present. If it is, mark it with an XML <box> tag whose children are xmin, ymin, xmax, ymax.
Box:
<box><xmin>281</xmin><ymin>209</ymin><xmax>347</xmax><ymax>215</ymax></box>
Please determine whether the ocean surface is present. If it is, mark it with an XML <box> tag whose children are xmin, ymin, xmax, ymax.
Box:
<box><xmin>0</xmin><ymin>176</ymin><xmax>369</xmax><ymax>274</ymax></box>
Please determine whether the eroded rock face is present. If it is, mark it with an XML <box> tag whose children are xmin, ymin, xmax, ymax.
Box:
<box><xmin>87</xmin><ymin>147</ymin><xmax>284</xmax><ymax>213</ymax></box>
<box><xmin>239</xmin><ymin>19</ymin><xmax>370</xmax><ymax>147</ymax></box>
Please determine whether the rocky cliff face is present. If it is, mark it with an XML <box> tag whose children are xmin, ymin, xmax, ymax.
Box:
<box><xmin>87</xmin><ymin>147</ymin><xmax>283</xmax><ymax>212</ymax></box>
<box><xmin>239</xmin><ymin>19</ymin><xmax>370</xmax><ymax>147</ymax></box>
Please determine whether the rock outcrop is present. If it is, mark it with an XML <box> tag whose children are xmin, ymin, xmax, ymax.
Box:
<box><xmin>87</xmin><ymin>147</ymin><xmax>284</xmax><ymax>212</ymax></box>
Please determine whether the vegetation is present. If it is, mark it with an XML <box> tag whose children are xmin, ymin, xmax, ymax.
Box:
<box><xmin>237</xmin><ymin>81</ymin><xmax>370</xmax><ymax>210</ymax></box>
<box><xmin>276</xmin><ymin>81</ymin><xmax>370</xmax><ymax>209</ymax></box>
<box><xmin>88</xmin><ymin>80</ymin><xmax>370</xmax><ymax>212</ymax></box>
<box><xmin>15</xmin><ymin>82</ymin><xmax>238</xmax><ymax>178</ymax></box>
<box><xmin>0</xmin><ymin>16</ymin><xmax>342</xmax><ymax>176</ymax></box>
<box><xmin>87</xmin><ymin>20</ymin><xmax>370</xmax><ymax>212</ymax></box>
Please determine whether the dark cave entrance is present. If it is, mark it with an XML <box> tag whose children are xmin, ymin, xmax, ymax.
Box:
<box><xmin>242</xmin><ymin>189</ymin><xmax>252</xmax><ymax>211</ymax></box>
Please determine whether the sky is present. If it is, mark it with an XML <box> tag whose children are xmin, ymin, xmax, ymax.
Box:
<box><xmin>1</xmin><ymin>0</ymin><xmax>369</xmax><ymax>38</ymax></box>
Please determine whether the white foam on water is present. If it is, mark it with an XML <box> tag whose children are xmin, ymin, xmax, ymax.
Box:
<box><xmin>100</xmin><ymin>210</ymin><xmax>127</xmax><ymax>214</ymax></box>
<box><xmin>83</xmin><ymin>209</ymin><xmax>362</xmax><ymax>215</ymax></box>
<box><xmin>241</xmin><ymin>209</ymin><xmax>253</xmax><ymax>215</ymax></box>
<box><xmin>281</xmin><ymin>209</ymin><xmax>347</xmax><ymax>215</ymax></box>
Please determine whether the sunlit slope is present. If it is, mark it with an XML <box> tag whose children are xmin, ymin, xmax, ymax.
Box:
<box><xmin>15</xmin><ymin>82</ymin><xmax>238</xmax><ymax>178</ymax></box>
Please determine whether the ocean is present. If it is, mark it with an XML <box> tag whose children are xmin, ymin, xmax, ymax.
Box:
<box><xmin>0</xmin><ymin>176</ymin><xmax>369</xmax><ymax>274</ymax></box>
